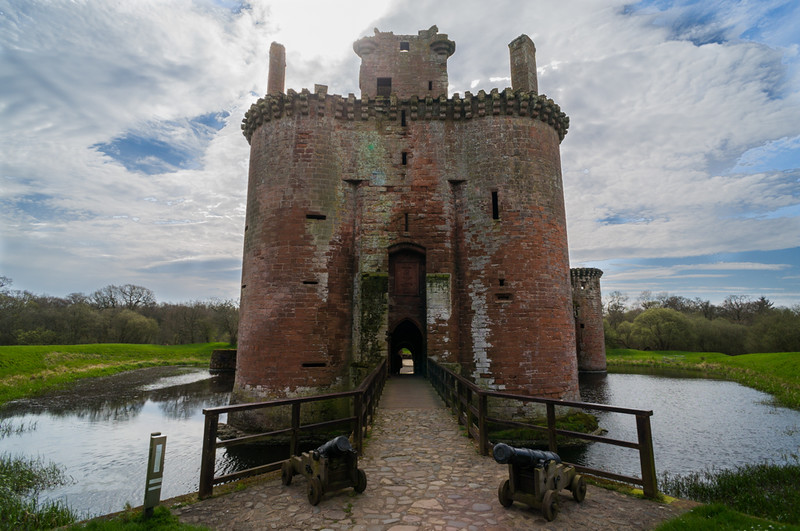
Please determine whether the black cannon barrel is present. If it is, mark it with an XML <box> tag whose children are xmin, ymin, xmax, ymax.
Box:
<box><xmin>315</xmin><ymin>435</ymin><xmax>355</xmax><ymax>458</ymax></box>
<box><xmin>493</xmin><ymin>443</ymin><xmax>561</xmax><ymax>466</ymax></box>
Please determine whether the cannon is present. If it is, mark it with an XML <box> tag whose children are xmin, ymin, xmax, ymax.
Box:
<box><xmin>281</xmin><ymin>435</ymin><xmax>367</xmax><ymax>505</ymax></box>
<box><xmin>493</xmin><ymin>443</ymin><xmax>586</xmax><ymax>521</ymax></box>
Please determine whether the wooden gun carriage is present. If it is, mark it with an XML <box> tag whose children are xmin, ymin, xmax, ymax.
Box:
<box><xmin>281</xmin><ymin>435</ymin><xmax>367</xmax><ymax>505</ymax></box>
<box><xmin>494</xmin><ymin>443</ymin><xmax>586</xmax><ymax>521</ymax></box>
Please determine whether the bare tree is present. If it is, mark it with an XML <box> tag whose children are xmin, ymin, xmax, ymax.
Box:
<box><xmin>90</xmin><ymin>285</ymin><xmax>120</xmax><ymax>309</ymax></box>
<box><xmin>118</xmin><ymin>284</ymin><xmax>156</xmax><ymax>310</ymax></box>
<box><xmin>210</xmin><ymin>298</ymin><xmax>239</xmax><ymax>345</ymax></box>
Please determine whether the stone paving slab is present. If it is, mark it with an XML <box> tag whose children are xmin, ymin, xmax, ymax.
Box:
<box><xmin>174</xmin><ymin>378</ymin><xmax>697</xmax><ymax>530</ymax></box>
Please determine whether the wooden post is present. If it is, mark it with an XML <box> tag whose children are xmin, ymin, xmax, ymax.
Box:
<box><xmin>546</xmin><ymin>403</ymin><xmax>558</xmax><ymax>453</ymax></box>
<box><xmin>466</xmin><ymin>387</ymin><xmax>474</xmax><ymax>438</ymax></box>
<box><xmin>478</xmin><ymin>393</ymin><xmax>488</xmax><ymax>455</ymax></box>
<box><xmin>354</xmin><ymin>393</ymin><xmax>363</xmax><ymax>454</ymax></box>
<box><xmin>636</xmin><ymin>414</ymin><xmax>658</xmax><ymax>498</ymax></box>
<box><xmin>457</xmin><ymin>380</ymin><xmax>465</xmax><ymax>425</ymax></box>
<box><xmin>198</xmin><ymin>413</ymin><xmax>218</xmax><ymax>499</ymax></box>
<box><xmin>290</xmin><ymin>402</ymin><xmax>301</xmax><ymax>457</ymax></box>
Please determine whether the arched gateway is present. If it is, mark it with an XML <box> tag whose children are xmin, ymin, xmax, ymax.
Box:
<box><xmin>231</xmin><ymin>26</ymin><xmax>605</xmax><ymax>431</ymax></box>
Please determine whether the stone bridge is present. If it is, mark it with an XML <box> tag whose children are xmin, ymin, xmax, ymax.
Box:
<box><xmin>173</xmin><ymin>376</ymin><xmax>696</xmax><ymax>530</ymax></box>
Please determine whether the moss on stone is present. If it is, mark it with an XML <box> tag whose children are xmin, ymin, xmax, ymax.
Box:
<box><xmin>359</xmin><ymin>273</ymin><xmax>388</xmax><ymax>364</ymax></box>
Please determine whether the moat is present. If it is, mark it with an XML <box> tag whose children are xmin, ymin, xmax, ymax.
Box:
<box><xmin>0</xmin><ymin>366</ymin><xmax>798</xmax><ymax>518</ymax></box>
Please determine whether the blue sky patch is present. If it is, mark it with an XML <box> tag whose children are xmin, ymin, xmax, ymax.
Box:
<box><xmin>731</xmin><ymin>135</ymin><xmax>800</xmax><ymax>174</ymax></box>
<box><xmin>1</xmin><ymin>192</ymin><xmax>87</xmax><ymax>223</ymax></box>
<box><xmin>598</xmin><ymin>213</ymin><xmax>654</xmax><ymax>225</ymax></box>
<box><xmin>93</xmin><ymin>111</ymin><xmax>229</xmax><ymax>175</ymax></box>
<box><xmin>585</xmin><ymin>247</ymin><xmax>800</xmax><ymax>306</ymax></box>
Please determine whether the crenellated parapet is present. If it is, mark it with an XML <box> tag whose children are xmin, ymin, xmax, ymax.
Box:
<box><xmin>241</xmin><ymin>88</ymin><xmax>569</xmax><ymax>143</ymax></box>
<box><xmin>570</xmin><ymin>268</ymin><xmax>604</xmax><ymax>283</ymax></box>
<box><xmin>570</xmin><ymin>267</ymin><xmax>606</xmax><ymax>373</ymax></box>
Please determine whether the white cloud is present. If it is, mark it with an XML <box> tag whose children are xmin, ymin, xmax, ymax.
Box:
<box><xmin>1</xmin><ymin>0</ymin><xmax>798</xmax><ymax>304</ymax></box>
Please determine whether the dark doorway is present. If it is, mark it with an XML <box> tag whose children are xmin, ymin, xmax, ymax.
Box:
<box><xmin>388</xmin><ymin>245</ymin><xmax>427</xmax><ymax>376</ymax></box>
<box><xmin>389</xmin><ymin>319</ymin><xmax>425</xmax><ymax>376</ymax></box>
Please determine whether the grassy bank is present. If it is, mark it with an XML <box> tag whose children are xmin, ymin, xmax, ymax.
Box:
<box><xmin>0</xmin><ymin>343</ymin><xmax>228</xmax><ymax>405</ymax></box>
<box><xmin>607</xmin><ymin>349</ymin><xmax>800</xmax><ymax>410</ymax></box>
<box><xmin>656</xmin><ymin>461</ymin><xmax>800</xmax><ymax>529</ymax></box>
<box><xmin>1</xmin><ymin>420</ymin><xmax>78</xmax><ymax>529</ymax></box>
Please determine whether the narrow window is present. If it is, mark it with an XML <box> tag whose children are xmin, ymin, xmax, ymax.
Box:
<box><xmin>428</xmin><ymin>81</ymin><xmax>433</xmax><ymax>90</ymax></box>
<box><xmin>303</xmin><ymin>280</ymin><xmax>318</xmax><ymax>285</ymax></box>
<box><xmin>491</xmin><ymin>191</ymin><xmax>500</xmax><ymax>220</ymax></box>
<box><xmin>306</xmin><ymin>213</ymin><xmax>326</xmax><ymax>220</ymax></box>
<box><xmin>377</xmin><ymin>77</ymin><xmax>392</xmax><ymax>96</ymax></box>
<box><xmin>401</xmin><ymin>152</ymin><xmax>408</xmax><ymax>165</ymax></box>
<box><xmin>404</xmin><ymin>213</ymin><xmax>409</xmax><ymax>232</ymax></box>
<box><xmin>499</xmin><ymin>278</ymin><xmax>505</xmax><ymax>286</ymax></box>
<box><xmin>401</xmin><ymin>110</ymin><xmax>407</xmax><ymax>126</ymax></box>
<box><xmin>400</xmin><ymin>41</ymin><xmax>410</xmax><ymax>51</ymax></box>
<box><xmin>302</xmin><ymin>362</ymin><xmax>327</xmax><ymax>368</ymax></box>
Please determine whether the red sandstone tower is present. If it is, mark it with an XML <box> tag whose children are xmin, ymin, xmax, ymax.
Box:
<box><xmin>571</xmin><ymin>268</ymin><xmax>607</xmax><ymax>372</ymax></box>
<box><xmin>234</xmin><ymin>26</ymin><xmax>603</xmax><ymax>428</ymax></box>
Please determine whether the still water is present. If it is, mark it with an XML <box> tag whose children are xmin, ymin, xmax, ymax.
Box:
<box><xmin>0</xmin><ymin>367</ymin><xmax>247</xmax><ymax>518</ymax></box>
<box><xmin>1</xmin><ymin>367</ymin><xmax>799</xmax><ymax>518</ymax></box>
<box><xmin>568</xmin><ymin>371</ymin><xmax>800</xmax><ymax>479</ymax></box>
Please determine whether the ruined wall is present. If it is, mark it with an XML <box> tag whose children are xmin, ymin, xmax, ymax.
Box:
<box><xmin>234</xmin><ymin>28</ymin><xmax>584</xmax><ymax>427</ymax></box>
<box><xmin>354</xmin><ymin>26</ymin><xmax>454</xmax><ymax>99</ymax></box>
<box><xmin>236</xmin><ymin>89</ymin><xmax>576</xmax><ymax>403</ymax></box>
<box><xmin>235</xmin><ymin>99</ymin><xmax>357</xmax><ymax>406</ymax></box>
<box><xmin>571</xmin><ymin>268</ymin><xmax>607</xmax><ymax>372</ymax></box>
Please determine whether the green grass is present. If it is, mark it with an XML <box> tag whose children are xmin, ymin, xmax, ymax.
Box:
<box><xmin>660</xmin><ymin>462</ymin><xmax>800</xmax><ymax>525</ymax></box>
<box><xmin>607</xmin><ymin>349</ymin><xmax>800</xmax><ymax>409</ymax></box>
<box><xmin>655</xmin><ymin>504</ymin><xmax>800</xmax><ymax>531</ymax></box>
<box><xmin>0</xmin><ymin>451</ymin><xmax>77</xmax><ymax>530</ymax></box>
<box><xmin>0</xmin><ymin>343</ymin><xmax>228</xmax><ymax>405</ymax></box>
<box><xmin>68</xmin><ymin>506</ymin><xmax>209</xmax><ymax>530</ymax></box>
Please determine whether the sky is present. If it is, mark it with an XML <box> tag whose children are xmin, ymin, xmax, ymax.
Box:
<box><xmin>1</xmin><ymin>0</ymin><xmax>799</xmax><ymax>308</ymax></box>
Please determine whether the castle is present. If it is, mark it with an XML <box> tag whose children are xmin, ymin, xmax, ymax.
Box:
<box><xmin>233</xmin><ymin>27</ymin><xmax>605</xmax><ymax>426</ymax></box>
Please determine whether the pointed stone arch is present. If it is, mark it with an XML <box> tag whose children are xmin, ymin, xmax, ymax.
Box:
<box><xmin>389</xmin><ymin>318</ymin><xmax>426</xmax><ymax>376</ymax></box>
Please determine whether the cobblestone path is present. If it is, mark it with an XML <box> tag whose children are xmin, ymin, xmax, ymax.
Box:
<box><xmin>173</xmin><ymin>376</ymin><xmax>696</xmax><ymax>530</ymax></box>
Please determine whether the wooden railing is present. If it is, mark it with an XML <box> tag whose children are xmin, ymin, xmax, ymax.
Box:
<box><xmin>198</xmin><ymin>359</ymin><xmax>387</xmax><ymax>498</ymax></box>
<box><xmin>426</xmin><ymin>358</ymin><xmax>658</xmax><ymax>498</ymax></box>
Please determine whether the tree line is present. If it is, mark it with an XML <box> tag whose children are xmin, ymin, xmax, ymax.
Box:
<box><xmin>0</xmin><ymin>277</ymin><xmax>238</xmax><ymax>346</ymax></box>
<box><xmin>4</xmin><ymin>275</ymin><xmax>798</xmax><ymax>354</ymax></box>
<box><xmin>604</xmin><ymin>291</ymin><xmax>800</xmax><ymax>354</ymax></box>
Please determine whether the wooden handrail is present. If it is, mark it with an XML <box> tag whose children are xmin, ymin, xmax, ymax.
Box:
<box><xmin>426</xmin><ymin>358</ymin><xmax>658</xmax><ymax>498</ymax></box>
<box><xmin>198</xmin><ymin>358</ymin><xmax>387</xmax><ymax>498</ymax></box>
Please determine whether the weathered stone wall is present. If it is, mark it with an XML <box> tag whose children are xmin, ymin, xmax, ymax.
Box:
<box><xmin>233</xmin><ymin>29</ymin><xmax>583</xmax><ymax>427</ymax></box>
<box><xmin>236</xmin><ymin>88</ymin><xmax>577</xmax><ymax>403</ymax></box>
<box><xmin>571</xmin><ymin>268</ymin><xmax>607</xmax><ymax>372</ymax></box>
<box><xmin>354</xmin><ymin>26</ymin><xmax>454</xmax><ymax>99</ymax></box>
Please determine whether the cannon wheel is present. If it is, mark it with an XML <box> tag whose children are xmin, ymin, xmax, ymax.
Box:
<box><xmin>281</xmin><ymin>461</ymin><xmax>293</xmax><ymax>486</ymax></box>
<box><xmin>307</xmin><ymin>477</ymin><xmax>323</xmax><ymax>505</ymax></box>
<box><xmin>542</xmin><ymin>489</ymin><xmax>559</xmax><ymax>522</ymax></box>
<box><xmin>571</xmin><ymin>474</ymin><xmax>586</xmax><ymax>502</ymax></box>
<box><xmin>497</xmin><ymin>479</ymin><xmax>513</xmax><ymax>508</ymax></box>
<box><xmin>354</xmin><ymin>468</ymin><xmax>367</xmax><ymax>493</ymax></box>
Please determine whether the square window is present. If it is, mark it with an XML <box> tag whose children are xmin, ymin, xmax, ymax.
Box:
<box><xmin>377</xmin><ymin>77</ymin><xmax>392</xmax><ymax>96</ymax></box>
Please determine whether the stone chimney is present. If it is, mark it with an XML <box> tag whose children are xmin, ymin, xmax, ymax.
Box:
<box><xmin>267</xmin><ymin>42</ymin><xmax>286</xmax><ymax>95</ymax></box>
<box><xmin>509</xmin><ymin>35</ymin><xmax>537</xmax><ymax>94</ymax></box>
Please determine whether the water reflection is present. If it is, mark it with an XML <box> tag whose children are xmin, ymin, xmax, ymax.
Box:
<box><xmin>0</xmin><ymin>367</ymin><xmax>235</xmax><ymax>518</ymax></box>
<box><xmin>2</xmin><ymin>366</ymin><xmax>799</xmax><ymax>518</ymax></box>
<box><xmin>566</xmin><ymin>372</ymin><xmax>800</xmax><ymax>481</ymax></box>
